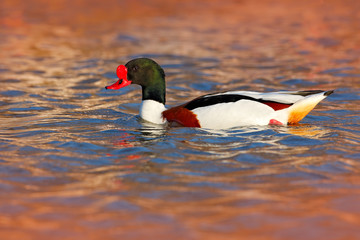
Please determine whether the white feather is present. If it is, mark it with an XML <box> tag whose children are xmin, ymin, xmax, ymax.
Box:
<box><xmin>140</xmin><ymin>100</ymin><xmax>167</xmax><ymax>124</ymax></box>
<box><xmin>192</xmin><ymin>100</ymin><xmax>275</xmax><ymax>129</ymax></box>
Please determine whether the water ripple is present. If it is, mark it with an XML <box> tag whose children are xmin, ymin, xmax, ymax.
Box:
<box><xmin>1</xmin><ymin>0</ymin><xmax>360</xmax><ymax>239</ymax></box>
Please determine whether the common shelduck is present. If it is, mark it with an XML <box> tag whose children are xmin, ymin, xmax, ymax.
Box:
<box><xmin>105</xmin><ymin>58</ymin><xmax>333</xmax><ymax>129</ymax></box>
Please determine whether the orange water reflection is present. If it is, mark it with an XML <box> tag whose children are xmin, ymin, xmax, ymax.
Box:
<box><xmin>1</xmin><ymin>0</ymin><xmax>360</xmax><ymax>239</ymax></box>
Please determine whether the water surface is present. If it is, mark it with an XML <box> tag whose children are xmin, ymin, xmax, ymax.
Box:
<box><xmin>0</xmin><ymin>0</ymin><xmax>360</xmax><ymax>239</ymax></box>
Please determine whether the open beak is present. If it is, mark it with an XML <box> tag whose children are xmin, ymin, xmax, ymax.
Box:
<box><xmin>105</xmin><ymin>65</ymin><xmax>131</xmax><ymax>90</ymax></box>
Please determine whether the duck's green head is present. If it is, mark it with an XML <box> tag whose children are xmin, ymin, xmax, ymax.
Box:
<box><xmin>105</xmin><ymin>58</ymin><xmax>166</xmax><ymax>104</ymax></box>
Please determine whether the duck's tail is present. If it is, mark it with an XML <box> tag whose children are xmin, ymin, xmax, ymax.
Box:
<box><xmin>287</xmin><ymin>90</ymin><xmax>334</xmax><ymax>124</ymax></box>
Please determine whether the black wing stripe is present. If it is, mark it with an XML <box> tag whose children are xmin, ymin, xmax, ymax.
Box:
<box><xmin>184</xmin><ymin>94</ymin><xmax>293</xmax><ymax>111</ymax></box>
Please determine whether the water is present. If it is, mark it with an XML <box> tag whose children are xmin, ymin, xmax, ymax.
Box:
<box><xmin>1</xmin><ymin>0</ymin><xmax>360</xmax><ymax>239</ymax></box>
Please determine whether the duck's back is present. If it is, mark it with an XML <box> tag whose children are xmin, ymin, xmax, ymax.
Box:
<box><xmin>162</xmin><ymin>90</ymin><xmax>333</xmax><ymax>129</ymax></box>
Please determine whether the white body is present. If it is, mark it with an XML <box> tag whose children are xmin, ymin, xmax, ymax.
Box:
<box><xmin>139</xmin><ymin>91</ymin><xmax>330</xmax><ymax>129</ymax></box>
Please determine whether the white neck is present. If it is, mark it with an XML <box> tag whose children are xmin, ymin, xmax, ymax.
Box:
<box><xmin>139</xmin><ymin>100</ymin><xmax>167</xmax><ymax>124</ymax></box>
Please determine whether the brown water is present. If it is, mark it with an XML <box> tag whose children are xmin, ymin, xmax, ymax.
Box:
<box><xmin>1</xmin><ymin>0</ymin><xmax>360</xmax><ymax>239</ymax></box>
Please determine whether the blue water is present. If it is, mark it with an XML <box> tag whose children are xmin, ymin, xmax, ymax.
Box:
<box><xmin>1</xmin><ymin>0</ymin><xmax>360</xmax><ymax>239</ymax></box>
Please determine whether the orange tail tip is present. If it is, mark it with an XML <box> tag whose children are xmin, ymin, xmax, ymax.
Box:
<box><xmin>288</xmin><ymin>106</ymin><xmax>316</xmax><ymax>124</ymax></box>
<box><xmin>288</xmin><ymin>90</ymin><xmax>333</xmax><ymax>124</ymax></box>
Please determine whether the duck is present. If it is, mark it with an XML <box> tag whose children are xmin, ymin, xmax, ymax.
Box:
<box><xmin>105</xmin><ymin>58</ymin><xmax>333</xmax><ymax>129</ymax></box>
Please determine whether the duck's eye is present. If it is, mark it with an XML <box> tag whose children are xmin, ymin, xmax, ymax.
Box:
<box><xmin>132</xmin><ymin>65</ymin><xmax>139</xmax><ymax>72</ymax></box>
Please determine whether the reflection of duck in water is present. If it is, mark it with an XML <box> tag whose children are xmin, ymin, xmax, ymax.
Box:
<box><xmin>106</xmin><ymin>58</ymin><xmax>333</xmax><ymax>129</ymax></box>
